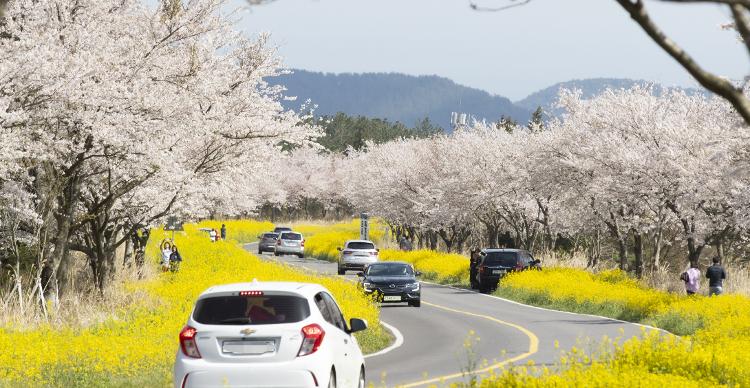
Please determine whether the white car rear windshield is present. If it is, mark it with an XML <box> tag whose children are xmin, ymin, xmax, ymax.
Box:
<box><xmin>347</xmin><ymin>242</ymin><xmax>375</xmax><ymax>250</ymax></box>
<box><xmin>280</xmin><ymin>233</ymin><xmax>302</xmax><ymax>241</ymax></box>
<box><xmin>193</xmin><ymin>295</ymin><xmax>310</xmax><ymax>325</ymax></box>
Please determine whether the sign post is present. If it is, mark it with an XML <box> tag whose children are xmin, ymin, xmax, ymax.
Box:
<box><xmin>360</xmin><ymin>212</ymin><xmax>369</xmax><ymax>240</ymax></box>
<box><xmin>163</xmin><ymin>216</ymin><xmax>184</xmax><ymax>241</ymax></box>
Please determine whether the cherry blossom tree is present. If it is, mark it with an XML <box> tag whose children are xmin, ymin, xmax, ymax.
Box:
<box><xmin>0</xmin><ymin>0</ymin><xmax>317</xmax><ymax>301</ymax></box>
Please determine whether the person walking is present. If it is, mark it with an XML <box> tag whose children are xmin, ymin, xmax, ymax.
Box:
<box><xmin>221</xmin><ymin>224</ymin><xmax>227</xmax><ymax>240</ymax></box>
<box><xmin>681</xmin><ymin>264</ymin><xmax>701</xmax><ymax>295</ymax></box>
<box><xmin>706</xmin><ymin>256</ymin><xmax>727</xmax><ymax>296</ymax></box>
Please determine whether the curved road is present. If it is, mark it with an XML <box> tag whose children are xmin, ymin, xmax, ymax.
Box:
<box><xmin>244</xmin><ymin>243</ymin><xmax>649</xmax><ymax>387</ymax></box>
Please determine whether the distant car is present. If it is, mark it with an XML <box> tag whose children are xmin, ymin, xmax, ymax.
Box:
<box><xmin>173</xmin><ymin>281</ymin><xmax>368</xmax><ymax>388</ymax></box>
<box><xmin>273</xmin><ymin>226</ymin><xmax>293</xmax><ymax>234</ymax></box>
<box><xmin>257</xmin><ymin>232</ymin><xmax>279</xmax><ymax>254</ymax></box>
<box><xmin>337</xmin><ymin>240</ymin><xmax>379</xmax><ymax>275</ymax></box>
<box><xmin>475</xmin><ymin>249</ymin><xmax>541</xmax><ymax>293</ymax></box>
<box><xmin>357</xmin><ymin>262</ymin><xmax>421</xmax><ymax>307</ymax></box>
<box><xmin>275</xmin><ymin>231</ymin><xmax>305</xmax><ymax>258</ymax></box>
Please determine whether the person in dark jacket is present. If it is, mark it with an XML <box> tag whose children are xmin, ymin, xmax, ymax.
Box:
<box><xmin>705</xmin><ymin>256</ymin><xmax>727</xmax><ymax>296</ymax></box>
<box><xmin>469</xmin><ymin>248</ymin><xmax>481</xmax><ymax>289</ymax></box>
<box><xmin>221</xmin><ymin>224</ymin><xmax>227</xmax><ymax>240</ymax></box>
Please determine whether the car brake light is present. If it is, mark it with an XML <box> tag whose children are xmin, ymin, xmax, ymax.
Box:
<box><xmin>239</xmin><ymin>290</ymin><xmax>263</xmax><ymax>296</ymax></box>
<box><xmin>343</xmin><ymin>250</ymin><xmax>353</xmax><ymax>255</ymax></box>
<box><xmin>301</xmin><ymin>240</ymin><xmax>305</xmax><ymax>247</ymax></box>
<box><xmin>370</xmin><ymin>251</ymin><xmax>377</xmax><ymax>256</ymax></box>
<box><xmin>298</xmin><ymin>323</ymin><xmax>325</xmax><ymax>357</ymax></box>
<box><xmin>179</xmin><ymin>326</ymin><xmax>201</xmax><ymax>358</ymax></box>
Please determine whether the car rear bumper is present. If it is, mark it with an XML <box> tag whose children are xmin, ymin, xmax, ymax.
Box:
<box><xmin>258</xmin><ymin>243</ymin><xmax>275</xmax><ymax>252</ymax></box>
<box><xmin>174</xmin><ymin>354</ymin><xmax>325</xmax><ymax>388</ymax></box>
<box><xmin>275</xmin><ymin>246</ymin><xmax>303</xmax><ymax>255</ymax></box>
<box><xmin>340</xmin><ymin>258</ymin><xmax>378</xmax><ymax>270</ymax></box>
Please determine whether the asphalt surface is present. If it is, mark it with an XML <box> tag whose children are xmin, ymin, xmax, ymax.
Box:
<box><xmin>244</xmin><ymin>243</ymin><xmax>649</xmax><ymax>388</ymax></box>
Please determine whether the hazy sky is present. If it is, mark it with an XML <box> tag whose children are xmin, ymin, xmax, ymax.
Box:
<box><xmin>230</xmin><ymin>0</ymin><xmax>748</xmax><ymax>101</ymax></box>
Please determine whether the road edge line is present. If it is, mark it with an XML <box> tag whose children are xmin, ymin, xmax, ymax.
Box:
<box><xmin>364</xmin><ymin>320</ymin><xmax>404</xmax><ymax>359</ymax></box>
<box><xmin>421</xmin><ymin>280</ymin><xmax>673</xmax><ymax>336</ymax></box>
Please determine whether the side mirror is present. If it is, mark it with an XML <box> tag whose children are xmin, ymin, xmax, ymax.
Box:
<box><xmin>415</xmin><ymin>271</ymin><xmax>422</xmax><ymax>277</ymax></box>
<box><xmin>349</xmin><ymin>318</ymin><xmax>368</xmax><ymax>333</ymax></box>
<box><xmin>376</xmin><ymin>248</ymin><xmax>380</xmax><ymax>252</ymax></box>
<box><xmin>337</xmin><ymin>247</ymin><xmax>342</xmax><ymax>251</ymax></box>
<box><xmin>356</xmin><ymin>272</ymin><xmax>365</xmax><ymax>277</ymax></box>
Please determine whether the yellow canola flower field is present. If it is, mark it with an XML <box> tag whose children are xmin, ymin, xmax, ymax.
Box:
<box><xmin>471</xmin><ymin>268</ymin><xmax>750</xmax><ymax>386</ymax></box>
<box><xmin>0</xmin><ymin>221</ymin><xmax>388</xmax><ymax>387</ymax></box>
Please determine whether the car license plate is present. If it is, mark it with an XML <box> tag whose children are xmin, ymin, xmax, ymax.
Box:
<box><xmin>222</xmin><ymin>340</ymin><xmax>276</xmax><ymax>355</ymax></box>
<box><xmin>383</xmin><ymin>295</ymin><xmax>401</xmax><ymax>301</ymax></box>
<box><xmin>492</xmin><ymin>270</ymin><xmax>505</xmax><ymax>275</ymax></box>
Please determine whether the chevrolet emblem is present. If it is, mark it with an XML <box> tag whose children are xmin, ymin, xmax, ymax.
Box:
<box><xmin>240</xmin><ymin>328</ymin><xmax>256</xmax><ymax>335</ymax></box>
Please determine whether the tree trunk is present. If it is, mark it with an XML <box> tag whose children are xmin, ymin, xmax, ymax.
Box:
<box><xmin>617</xmin><ymin>236</ymin><xmax>627</xmax><ymax>271</ymax></box>
<box><xmin>45</xmin><ymin>170</ymin><xmax>81</xmax><ymax>302</ymax></box>
<box><xmin>632</xmin><ymin>230</ymin><xmax>644</xmax><ymax>278</ymax></box>
<box><xmin>687</xmin><ymin>236</ymin><xmax>705</xmax><ymax>268</ymax></box>
<box><xmin>123</xmin><ymin>238</ymin><xmax>133</xmax><ymax>267</ymax></box>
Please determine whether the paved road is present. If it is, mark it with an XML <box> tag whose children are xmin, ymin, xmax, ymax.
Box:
<box><xmin>245</xmin><ymin>243</ymin><xmax>649</xmax><ymax>387</ymax></box>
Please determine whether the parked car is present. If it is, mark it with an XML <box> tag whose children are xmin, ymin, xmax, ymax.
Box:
<box><xmin>173</xmin><ymin>281</ymin><xmax>368</xmax><ymax>388</ymax></box>
<box><xmin>257</xmin><ymin>232</ymin><xmax>278</xmax><ymax>254</ymax></box>
<box><xmin>475</xmin><ymin>249</ymin><xmax>541</xmax><ymax>293</ymax></box>
<box><xmin>337</xmin><ymin>240</ymin><xmax>379</xmax><ymax>275</ymax></box>
<box><xmin>275</xmin><ymin>231</ymin><xmax>305</xmax><ymax>258</ymax></box>
<box><xmin>273</xmin><ymin>226</ymin><xmax>293</xmax><ymax>234</ymax></box>
<box><xmin>357</xmin><ymin>262</ymin><xmax>421</xmax><ymax>307</ymax></box>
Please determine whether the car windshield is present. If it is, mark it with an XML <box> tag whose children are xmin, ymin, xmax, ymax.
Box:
<box><xmin>263</xmin><ymin>233</ymin><xmax>278</xmax><ymax>239</ymax></box>
<box><xmin>347</xmin><ymin>241</ymin><xmax>375</xmax><ymax>250</ymax></box>
<box><xmin>193</xmin><ymin>294</ymin><xmax>310</xmax><ymax>325</ymax></box>
<box><xmin>483</xmin><ymin>252</ymin><xmax>519</xmax><ymax>266</ymax></box>
<box><xmin>280</xmin><ymin>233</ymin><xmax>302</xmax><ymax>241</ymax></box>
<box><xmin>367</xmin><ymin>264</ymin><xmax>414</xmax><ymax>277</ymax></box>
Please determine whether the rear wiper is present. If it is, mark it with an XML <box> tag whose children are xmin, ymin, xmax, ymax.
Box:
<box><xmin>220</xmin><ymin>317</ymin><xmax>251</xmax><ymax>324</ymax></box>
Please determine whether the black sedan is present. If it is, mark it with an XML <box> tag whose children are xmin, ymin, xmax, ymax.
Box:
<box><xmin>357</xmin><ymin>262</ymin><xmax>422</xmax><ymax>307</ymax></box>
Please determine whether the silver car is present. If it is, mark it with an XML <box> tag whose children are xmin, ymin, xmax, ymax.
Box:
<box><xmin>274</xmin><ymin>231</ymin><xmax>305</xmax><ymax>258</ymax></box>
<box><xmin>337</xmin><ymin>240</ymin><xmax>379</xmax><ymax>275</ymax></box>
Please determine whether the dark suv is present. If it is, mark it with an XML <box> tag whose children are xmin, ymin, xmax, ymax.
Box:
<box><xmin>475</xmin><ymin>249</ymin><xmax>540</xmax><ymax>293</ymax></box>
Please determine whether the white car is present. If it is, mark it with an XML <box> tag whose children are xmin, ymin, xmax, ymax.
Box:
<box><xmin>174</xmin><ymin>281</ymin><xmax>368</xmax><ymax>388</ymax></box>
<box><xmin>337</xmin><ymin>240</ymin><xmax>379</xmax><ymax>275</ymax></box>
<box><xmin>274</xmin><ymin>231</ymin><xmax>305</xmax><ymax>258</ymax></box>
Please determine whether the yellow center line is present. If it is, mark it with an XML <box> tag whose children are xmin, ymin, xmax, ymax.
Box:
<box><xmin>396</xmin><ymin>301</ymin><xmax>540</xmax><ymax>388</ymax></box>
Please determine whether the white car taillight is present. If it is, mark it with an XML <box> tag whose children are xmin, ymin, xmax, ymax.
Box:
<box><xmin>179</xmin><ymin>325</ymin><xmax>202</xmax><ymax>358</ymax></box>
<box><xmin>297</xmin><ymin>323</ymin><xmax>325</xmax><ymax>357</ymax></box>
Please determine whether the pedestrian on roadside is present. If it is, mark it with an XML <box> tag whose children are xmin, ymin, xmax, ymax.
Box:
<box><xmin>169</xmin><ymin>246</ymin><xmax>183</xmax><ymax>272</ymax></box>
<box><xmin>706</xmin><ymin>256</ymin><xmax>727</xmax><ymax>296</ymax></box>
<box><xmin>681</xmin><ymin>263</ymin><xmax>701</xmax><ymax>295</ymax></box>
<box><xmin>209</xmin><ymin>228</ymin><xmax>217</xmax><ymax>242</ymax></box>
<box><xmin>160</xmin><ymin>242</ymin><xmax>172</xmax><ymax>272</ymax></box>
<box><xmin>221</xmin><ymin>224</ymin><xmax>227</xmax><ymax>240</ymax></box>
<box><xmin>469</xmin><ymin>248</ymin><xmax>481</xmax><ymax>289</ymax></box>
